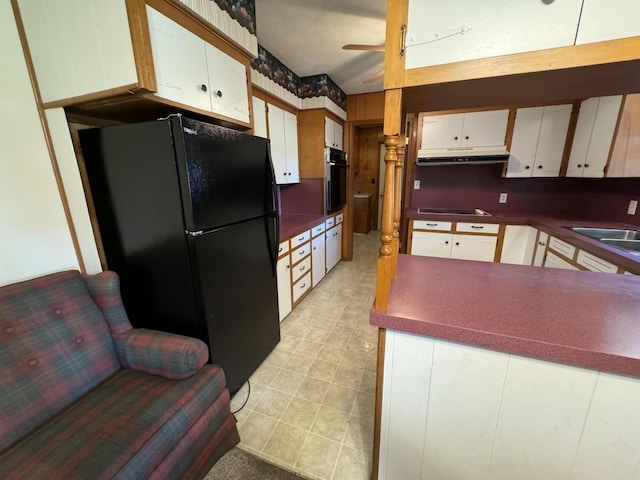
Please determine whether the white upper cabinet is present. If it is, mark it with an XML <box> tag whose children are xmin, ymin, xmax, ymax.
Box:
<box><xmin>18</xmin><ymin>0</ymin><xmax>137</xmax><ymax>104</ymax></box>
<box><xmin>405</xmin><ymin>0</ymin><xmax>584</xmax><ymax>70</ymax></box>
<box><xmin>566</xmin><ymin>95</ymin><xmax>623</xmax><ymax>178</ymax></box>
<box><xmin>325</xmin><ymin>117</ymin><xmax>343</xmax><ymax>150</ymax></box>
<box><xmin>268</xmin><ymin>105</ymin><xmax>299</xmax><ymax>184</ymax></box>
<box><xmin>421</xmin><ymin>110</ymin><xmax>509</xmax><ymax>150</ymax></box>
<box><xmin>507</xmin><ymin>104</ymin><xmax>572</xmax><ymax>178</ymax></box>
<box><xmin>147</xmin><ymin>7</ymin><xmax>210</xmax><ymax>111</ymax></box>
<box><xmin>205</xmin><ymin>45</ymin><xmax>250</xmax><ymax>124</ymax></box>
<box><xmin>576</xmin><ymin>0</ymin><xmax>640</xmax><ymax>45</ymax></box>
<box><xmin>252</xmin><ymin>97</ymin><xmax>267</xmax><ymax>138</ymax></box>
<box><xmin>147</xmin><ymin>7</ymin><xmax>250</xmax><ymax>124</ymax></box>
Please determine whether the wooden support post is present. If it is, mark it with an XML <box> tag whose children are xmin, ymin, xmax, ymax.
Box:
<box><xmin>375</xmin><ymin>135</ymin><xmax>397</xmax><ymax>310</ymax></box>
<box><xmin>391</xmin><ymin>141</ymin><xmax>405</xmax><ymax>277</ymax></box>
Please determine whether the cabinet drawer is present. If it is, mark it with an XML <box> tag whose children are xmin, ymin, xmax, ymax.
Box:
<box><xmin>548</xmin><ymin>237</ymin><xmax>576</xmax><ymax>259</ymax></box>
<box><xmin>456</xmin><ymin>222</ymin><xmax>500</xmax><ymax>234</ymax></box>
<box><xmin>292</xmin><ymin>256</ymin><xmax>311</xmax><ymax>282</ymax></box>
<box><xmin>576</xmin><ymin>250</ymin><xmax>618</xmax><ymax>273</ymax></box>
<box><xmin>311</xmin><ymin>222</ymin><xmax>326</xmax><ymax>237</ymax></box>
<box><xmin>290</xmin><ymin>230</ymin><xmax>311</xmax><ymax>249</ymax></box>
<box><xmin>291</xmin><ymin>243</ymin><xmax>311</xmax><ymax>263</ymax></box>
<box><xmin>412</xmin><ymin>220</ymin><xmax>452</xmax><ymax>231</ymax></box>
<box><xmin>326</xmin><ymin>217</ymin><xmax>335</xmax><ymax>228</ymax></box>
<box><xmin>545</xmin><ymin>251</ymin><xmax>579</xmax><ymax>270</ymax></box>
<box><xmin>278</xmin><ymin>240</ymin><xmax>289</xmax><ymax>257</ymax></box>
<box><xmin>292</xmin><ymin>272</ymin><xmax>312</xmax><ymax>303</ymax></box>
<box><xmin>336</xmin><ymin>212</ymin><xmax>344</xmax><ymax>224</ymax></box>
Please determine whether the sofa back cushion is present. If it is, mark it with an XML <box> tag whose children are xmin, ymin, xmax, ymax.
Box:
<box><xmin>0</xmin><ymin>270</ymin><xmax>120</xmax><ymax>452</ymax></box>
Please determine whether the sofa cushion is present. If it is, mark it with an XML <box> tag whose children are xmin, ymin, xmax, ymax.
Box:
<box><xmin>112</xmin><ymin>328</ymin><xmax>209</xmax><ymax>380</ymax></box>
<box><xmin>0</xmin><ymin>365</ymin><xmax>228</xmax><ymax>480</ymax></box>
<box><xmin>0</xmin><ymin>270</ymin><xmax>120</xmax><ymax>452</ymax></box>
<box><xmin>84</xmin><ymin>271</ymin><xmax>132</xmax><ymax>335</ymax></box>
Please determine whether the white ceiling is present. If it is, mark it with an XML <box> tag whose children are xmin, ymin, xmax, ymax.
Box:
<box><xmin>254</xmin><ymin>0</ymin><xmax>387</xmax><ymax>96</ymax></box>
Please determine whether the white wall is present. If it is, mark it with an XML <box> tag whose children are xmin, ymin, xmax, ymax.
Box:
<box><xmin>0</xmin><ymin>0</ymin><xmax>88</xmax><ymax>285</ymax></box>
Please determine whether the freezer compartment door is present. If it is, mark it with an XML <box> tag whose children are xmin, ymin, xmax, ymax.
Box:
<box><xmin>189</xmin><ymin>216</ymin><xmax>280</xmax><ymax>392</ymax></box>
<box><xmin>172</xmin><ymin>117</ymin><xmax>276</xmax><ymax>232</ymax></box>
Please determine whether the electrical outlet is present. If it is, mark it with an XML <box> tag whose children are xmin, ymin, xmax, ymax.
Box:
<box><xmin>499</xmin><ymin>193</ymin><xmax>508</xmax><ymax>204</ymax></box>
<box><xmin>413</xmin><ymin>180</ymin><xmax>421</xmax><ymax>190</ymax></box>
<box><xmin>628</xmin><ymin>200</ymin><xmax>638</xmax><ymax>215</ymax></box>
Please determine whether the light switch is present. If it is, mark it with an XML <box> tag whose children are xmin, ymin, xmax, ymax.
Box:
<box><xmin>414</xmin><ymin>180</ymin><xmax>421</xmax><ymax>190</ymax></box>
<box><xmin>499</xmin><ymin>193</ymin><xmax>508</xmax><ymax>204</ymax></box>
<box><xmin>628</xmin><ymin>200</ymin><xmax>638</xmax><ymax>215</ymax></box>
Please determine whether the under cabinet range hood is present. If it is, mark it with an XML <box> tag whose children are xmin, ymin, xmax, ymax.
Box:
<box><xmin>416</xmin><ymin>146</ymin><xmax>510</xmax><ymax>166</ymax></box>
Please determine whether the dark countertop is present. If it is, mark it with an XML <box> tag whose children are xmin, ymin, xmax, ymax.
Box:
<box><xmin>406</xmin><ymin>208</ymin><xmax>640</xmax><ymax>274</ymax></box>
<box><xmin>279</xmin><ymin>214</ymin><xmax>329</xmax><ymax>242</ymax></box>
<box><xmin>371</xmin><ymin>254</ymin><xmax>640</xmax><ymax>378</ymax></box>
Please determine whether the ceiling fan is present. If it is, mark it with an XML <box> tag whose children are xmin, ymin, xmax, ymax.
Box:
<box><xmin>342</xmin><ymin>44</ymin><xmax>385</xmax><ymax>84</ymax></box>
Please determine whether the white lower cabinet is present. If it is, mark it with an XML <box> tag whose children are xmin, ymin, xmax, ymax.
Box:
<box><xmin>532</xmin><ymin>231</ymin><xmax>549</xmax><ymax>267</ymax></box>
<box><xmin>576</xmin><ymin>250</ymin><xmax>618</xmax><ymax>274</ymax></box>
<box><xmin>500</xmin><ymin>225</ymin><xmax>537</xmax><ymax>265</ymax></box>
<box><xmin>451</xmin><ymin>234</ymin><xmax>497</xmax><ymax>262</ymax></box>
<box><xmin>544</xmin><ymin>251</ymin><xmax>580</xmax><ymax>270</ymax></box>
<box><xmin>276</xmin><ymin>254</ymin><xmax>291</xmax><ymax>322</ymax></box>
<box><xmin>411</xmin><ymin>231</ymin><xmax>453</xmax><ymax>258</ymax></box>
<box><xmin>410</xmin><ymin>221</ymin><xmax>498</xmax><ymax>263</ymax></box>
<box><xmin>292</xmin><ymin>272</ymin><xmax>312</xmax><ymax>303</ymax></box>
<box><xmin>312</xmin><ymin>235</ymin><xmax>326</xmax><ymax>287</ymax></box>
<box><xmin>326</xmin><ymin>223</ymin><xmax>343</xmax><ymax>272</ymax></box>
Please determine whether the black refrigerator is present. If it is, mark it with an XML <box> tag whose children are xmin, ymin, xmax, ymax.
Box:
<box><xmin>79</xmin><ymin>115</ymin><xmax>280</xmax><ymax>392</ymax></box>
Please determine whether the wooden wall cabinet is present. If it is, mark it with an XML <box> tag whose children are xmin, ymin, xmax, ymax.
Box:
<box><xmin>147</xmin><ymin>6</ymin><xmax>249</xmax><ymax>124</ymax></box>
<box><xmin>405</xmin><ymin>0</ymin><xmax>584</xmax><ymax>70</ymax></box>
<box><xmin>298</xmin><ymin>109</ymin><xmax>344</xmax><ymax>178</ymax></box>
<box><xmin>268</xmin><ymin>104</ymin><xmax>300</xmax><ymax>184</ymax></box>
<box><xmin>506</xmin><ymin>105</ymin><xmax>572</xmax><ymax>178</ymax></box>
<box><xmin>325</xmin><ymin>117</ymin><xmax>344</xmax><ymax>150</ymax></box>
<box><xmin>566</xmin><ymin>95</ymin><xmax>623</xmax><ymax>178</ymax></box>
<box><xmin>575</xmin><ymin>0</ymin><xmax>640</xmax><ymax>45</ymax></box>
<box><xmin>420</xmin><ymin>110</ymin><xmax>509</xmax><ymax>150</ymax></box>
<box><xmin>606</xmin><ymin>94</ymin><xmax>640</xmax><ymax>177</ymax></box>
<box><xmin>17</xmin><ymin>0</ymin><xmax>253</xmax><ymax>128</ymax></box>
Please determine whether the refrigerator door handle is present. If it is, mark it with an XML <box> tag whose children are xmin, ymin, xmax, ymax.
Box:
<box><xmin>267</xmin><ymin>143</ymin><xmax>280</xmax><ymax>275</ymax></box>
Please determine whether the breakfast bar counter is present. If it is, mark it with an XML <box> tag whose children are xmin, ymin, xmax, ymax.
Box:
<box><xmin>371</xmin><ymin>254</ymin><xmax>640</xmax><ymax>376</ymax></box>
<box><xmin>371</xmin><ymin>254</ymin><xmax>640</xmax><ymax>480</ymax></box>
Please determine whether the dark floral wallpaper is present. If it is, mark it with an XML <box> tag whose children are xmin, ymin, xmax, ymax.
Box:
<box><xmin>251</xmin><ymin>45</ymin><xmax>347</xmax><ymax>111</ymax></box>
<box><xmin>212</xmin><ymin>0</ymin><xmax>256</xmax><ymax>35</ymax></box>
<box><xmin>299</xmin><ymin>74</ymin><xmax>347</xmax><ymax>111</ymax></box>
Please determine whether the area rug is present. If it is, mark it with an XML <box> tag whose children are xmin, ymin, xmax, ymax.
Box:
<box><xmin>205</xmin><ymin>448</ymin><xmax>306</xmax><ymax>480</ymax></box>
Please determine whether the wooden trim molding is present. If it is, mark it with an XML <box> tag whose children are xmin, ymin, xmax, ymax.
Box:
<box><xmin>371</xmin><ymin>327</ymin><xmax>386</xmax><ymax>480</ymax></box>
<box><xmin>402</xmin><ymin>36</ymin><xmax>640</xmax><ymax>89</ymax></box>
<box><xmin>126</xmin><ymin>0</ymin><xmax>156</xmax><ymax>92</ymax></box>
<box><xmin>11</xmin><ymin>0</ymin><xmax>86</xmax><ymax>273</ymax></box>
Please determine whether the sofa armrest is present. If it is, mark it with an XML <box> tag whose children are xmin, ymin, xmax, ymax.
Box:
<box><xmin>112</xmin><ymin>329</ymin><xmax>209</xmax><ymax>380</ymax></box>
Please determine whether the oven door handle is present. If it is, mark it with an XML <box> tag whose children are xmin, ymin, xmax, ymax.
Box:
<box><xmin>328</xmin><ymin>162</ymin><xmax>349</xmax><ymax>167</ymax></box>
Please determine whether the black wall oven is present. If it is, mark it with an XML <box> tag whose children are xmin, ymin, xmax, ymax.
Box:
<box><xmin>325</xmin><ymin>147</ymin><xmax>348</xmax><ymax>213</ymax></box>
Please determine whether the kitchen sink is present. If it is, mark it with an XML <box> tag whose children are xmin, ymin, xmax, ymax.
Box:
<box><xmin>569</xmin><ymin>227</ymin><xmax>640</xmax><ymax>241</ymax></box>
<box><xmin>417</xmin><ymin>208</ymin><xmax>491</xmax><ymax>216</ymax></box>
<box><xmin>600</xmin><ymin>239</ymin><xmax>640</xmax><ymax>255</ymax></box>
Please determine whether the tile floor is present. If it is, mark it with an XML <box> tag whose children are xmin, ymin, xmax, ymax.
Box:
<box><xmin>230</xmin><ymin>231</ymin><xmax>380</xmax><ymax>480</ymax></box>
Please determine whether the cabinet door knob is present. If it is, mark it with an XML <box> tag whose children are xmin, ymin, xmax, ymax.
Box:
<box><xmin>465</xmin><ymin>136</ymin><xmax>469</xmax><ymax>140</ymax></box>
<box><xmin>525</xmin><ymin>165</ymin><xmax>530</xmax><ymax>169</ymax></box>
<box><xmin>445</xmin><ymin>241</ymin><xmax>449</xmax><ymax>245</ymax></box>
<box><xmin>584</xmin><ymin>164</ymin><xmax>590</xmax><ymax>168</ymax></box>
<box><xmin>200</xmin><ymin>84</ymin><xmax>208</xmax><ymax>92</ymax></box>
<box><xmin>455</xmin><ymin>242</ymin><xmax>460</xmax><ymax>246</ymax></box>
<box><xmin>537</xmin><ymin>165</ymin><xmax>543</xmax><ymax>169</ymax></box>
<box><xmin>454</xmin><ymin>136</ymin><xmax>459</xmax><ymax>140</ymax></box>
<box><xmin>577</xmin><ymin>164</ymin><xmax>583</xmax><ymax>168</ymax></box>
<box><xmin>216</xmin><ymin>90</ymin><xmax>223</xmax><ymax>98</ymax></box>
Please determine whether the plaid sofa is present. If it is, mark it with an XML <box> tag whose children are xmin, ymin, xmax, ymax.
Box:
<box><xmin>0</xmin><ymin>270</ymin><xmax>239</xmax><ymax>479</ymax></box>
